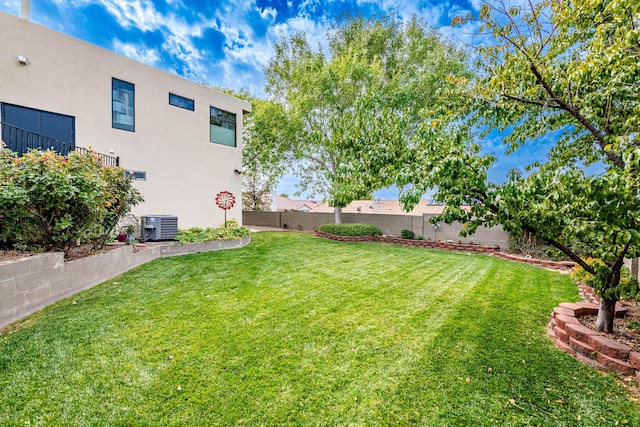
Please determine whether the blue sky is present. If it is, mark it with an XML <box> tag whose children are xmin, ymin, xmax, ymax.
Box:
<box><xmin>0</xmin><ymin>0</ymin><xmax>545</xmax><ymax>200</ymax></box>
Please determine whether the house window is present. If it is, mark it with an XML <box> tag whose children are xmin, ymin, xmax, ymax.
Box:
<box><xmin>210</xmin><ymin>106</ymin><xmax>236</xmax><ymax>147</ymax></box>
<box><xmin>112</xmin><ymin>78</ymin><xmax>135</xmax><ymax>132</ymax></box>
<box><xmin>169</xmin><ymin>93</ymin><xmax>194</xmax><ymax>111</ymax></box>
<box><xmin>125</xmin><ymin>170</ymin><xmax>146</xmax><ymax>180</ymax></box>
<box><xmin>132</xmin><ymin>170</ymin><xmax>146</xmax><ymax>180</ymax></box>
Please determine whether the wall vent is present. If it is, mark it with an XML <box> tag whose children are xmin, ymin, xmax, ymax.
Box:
<box><xmin>142</xmin><ymin>215</ymin><xmax>178</xmax><ymax>241</ymax></box>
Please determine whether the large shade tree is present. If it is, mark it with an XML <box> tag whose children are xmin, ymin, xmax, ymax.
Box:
<box><xmin>263</xmin><ymin>14</ymin><xmax>471</xmax><ymax>222</ymax></box>
<box><xmin>388</xmin><ymin>0</ymin><xmax>640</xmax><ymax>332</ymax></box>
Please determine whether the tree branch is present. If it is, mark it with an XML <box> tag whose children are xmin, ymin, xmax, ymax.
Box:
<box><xmin>538</xmin><ymin>234</ymin><xmax>596</xmax><ymax>274</ymax></box>
<box><xmin>306</xmin><ymin>153</ymin><xmax>331</xmax><ymax>172</ymax></box>
<box><xmin>502</xmin><ymin>94</ymin><xmax>562</xmax><ymax>108</ymax></box>
<box><xmin>528</xmin><ymin>63</ymin><xmax>625</xmax><ymax>169</ymax></box>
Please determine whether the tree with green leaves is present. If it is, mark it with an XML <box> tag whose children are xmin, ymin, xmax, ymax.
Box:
<box><xmin>213</xmin><ymin>87</ymin><xmax>287</xmax><ymax>212</ymax></box>
<box><xmin>241</xmin><ymin>98</ymin><xmax>289</xmax><ymax>211</ymax></box>
<box><xmin>390</xmin><ymin>0</ymin><xmax>639</xmax><ymax>332</ymax></box>
<box><xmin>263</xmin><ymin>14</ymin><xmax>471</xmax><ymax>222</ymax></box>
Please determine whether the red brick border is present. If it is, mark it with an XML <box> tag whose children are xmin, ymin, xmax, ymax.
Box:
<box><xmin>547</xmin><ymin>296</ymin><xmax>640</xmax><ymax>383</ymax></box>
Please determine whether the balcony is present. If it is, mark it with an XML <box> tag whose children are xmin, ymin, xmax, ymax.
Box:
<box><xmin>0</xmin><ymin>121</ymin><xmax>119</xmax><ymax>167</ymax></box>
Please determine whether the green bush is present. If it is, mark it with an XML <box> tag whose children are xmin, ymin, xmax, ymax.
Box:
<box><xmin>176</xmin><ymin>219</ymin><xmax>250</xmax><ymax>244</ymax></box>
<box><xmin>0</xmin><ymin>148</ymin><xmax>142</xmax><ymax>255</ymax></box>
<box><xmin>570</xmin><ymin>257</ymin><xmax>640</xmax><ymax>300</ymax></box>
<box><xmin>401</xmin><ymin>229</ymin><xmax>414</xmax><ymax>239</ymax></box>
<box><xmin>318</xmin><ymin>223</ymin><xmax>382</xmax><ymax>236</ymax></box>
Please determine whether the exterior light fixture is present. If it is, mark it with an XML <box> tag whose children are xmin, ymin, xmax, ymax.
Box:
<box><xmin>234</xmin><ymin>167</ymin><xmax>243</xmax><ymax>175</ymax></box>
<box><xmin>17</xmin><ymin>55</ymin><xmax>28</xmax><ymax>65</ymax></box>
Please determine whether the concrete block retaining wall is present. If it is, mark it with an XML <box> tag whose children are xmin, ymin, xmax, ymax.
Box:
<box><xmin>0</xmin><ymin>237</ymin><xmax>251</xmax><ymax>330</ymax></box>
<box><xmin>244</xmin><ymin>210</ymin><xmax>511</xmax><ymax>248</ymax></box>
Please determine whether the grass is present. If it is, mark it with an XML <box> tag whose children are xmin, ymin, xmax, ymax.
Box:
<box><xmin>1</xmin><ymin>232</ymin><xmax>639</xmax><ymax>425</ymax></box>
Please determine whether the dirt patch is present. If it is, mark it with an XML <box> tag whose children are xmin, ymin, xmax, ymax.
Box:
<box><xmin>578</xmin><ymin>301</ymin><xmax>640</xmax><ymax>353</ymax></box>
<box><xmin>0</xmin><ymin>243</ymin><xmax>122</xmax><ymax>263</ymax></box>
<box><xmin>0</xmin><ymin>250</ymin><xmax>37</xmax><ymax>263</ymax></box>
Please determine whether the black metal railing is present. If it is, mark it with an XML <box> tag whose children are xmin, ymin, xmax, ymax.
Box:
<box><xmin>1</xmin><ymin>121</ymin><xmax>119</xmax><ymax>167</ymax></box>
<box><xmin>1</xmin><ymin>121</ymin><xmax>74</xmax><ymax>156</ymax></box>
<box><xmin>73</xmin><ymin>146</ymin><xmax>120</xmax><ymax>167</ymax></box>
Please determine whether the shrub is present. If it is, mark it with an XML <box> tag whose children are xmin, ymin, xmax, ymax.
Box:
<box><xmin>0</xmin><ymin>148</ymin><xmax>142</xmax><ymax>255</ymax></box>
<box><xmin>318</xmin><ymin>223</ymin><xmax>382</xmax><ymax>236</ymax></box>
<box><xmin>176</xmin><ymin>219</ymin><xmax>250</xmax><ymax>244</ymax></box>
<box><xmin>401</xmin><ymin>229</ymin><xmax>414</xmax><ymax>239</ymax></box>
<box><xmin>626</xmin><ymin>319</ymin><xmax>640</xmax><ymax>332</ymax></box>
<box><xmin>570</xmin><ymin>257</ymin><xmax>640</xmax><ymax>300</ymax></box>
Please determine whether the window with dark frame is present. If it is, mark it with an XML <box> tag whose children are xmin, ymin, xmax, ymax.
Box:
<box><xmin>112</xmin><ymin>78</ymin><xmax>135</xmax><ymax>132</ymax></box>
<box><xmin>209</xmin><ymin>106</ymin><xmax>236</xmax><ymax>147</ymax></box>
<box><xmin>169</xmin><ymin>93</ymin><xmax>195</xmax><ymax>111</ymax></box>
<box><xmin>125</xmin><ymin>170</ymin><xmax>146</xmax><ymax>180</ymax></box>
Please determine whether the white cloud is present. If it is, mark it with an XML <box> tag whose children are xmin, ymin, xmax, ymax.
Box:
<box><xmin>0</xmin><ymin>0</ymin><xmax>18</xmax><ymax>14</ymax></box>
<box><xmin>99</xmin><ymin>0</ymin><xmax>165</xmax><ymax>32</ymax></box>
<box><xmin>468</xmin><ymin>0</ymin><xmax>483</xmax><ymax>11</ymax></box>
<box><xmin>438</xmin><ymin>18</ymin><xmax>486</xmax><ymax>50</ymax></box>
<box><xmin>0</xmin><ymin>0</ymin><xmax>493</xmax><ymax>99</ymax></box>
<box><xmin>112</xmin><ymin>39</ymin><xmax>161</xmax><ymax>66</ymax></box>
<box><xmin>257</xmin><ymin>5</ymin><xmax>277</xmax><ymax>21</ymax></box>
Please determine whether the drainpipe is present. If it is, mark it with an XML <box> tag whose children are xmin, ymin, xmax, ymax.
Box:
<box><xmin>21</xmin><ymin>0</ymin><xmax>30</xmax><ymax>20</ymax></box>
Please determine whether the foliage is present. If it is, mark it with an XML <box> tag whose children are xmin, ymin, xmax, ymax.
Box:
<box><xmin>318</xmin><ymin>223</ymin><xmax>381</xmax><ymax>236</ymax></box>
<box><xmin>508</xmin><ymin>231</ymin><xmax>570</xmax><ymax>261</ymax></box>
<box><xmin>401</xmin><ymin>229</ymin><xmax>415</xmax><ymax>239</ymax></box>
<box><xmin>241</xmin><ymin>98</ymin><xmax>289</xmax><ymax>211</ymax></box>
<box><xmin>264</xmin><ymin>14</ymin><xmax>471</xmax><ymax>222</ymax></box>
<box><xmin>208</xmin><ymin>88</ymin><xmax>285</xmax><ymax>212</ymax></box>
<box><xmin>386</xmin><ymin>0</ymin><xmax>640</xmax><ymax>332</ymax></box>
<box><xmin>571</xmin><ymin>258</ymin><xmax>640</xmax><ymax>300</ymax></box>
<box><xmin>625</xmin><ymin>320</ymin><xmax>640</xmax><ymax>332</ymax></box>
<box><xmin>241</xmin><ymin>169</ymin><xmax>274</xmax><ymax>211</ymax></box>
<box><xmin>123</xmin><ymin>224</ymin><xmax>136</xmax><ymax>235</ymax></box>
<box><xmin>1</xmin><ymin>233</ymin><xmax>638</xmax><ymax>425</ymax></box>
<box><xmin>0</xmin><ymin>148</ymin><xmax>142</xmax><ymax>255</ymax></box>
<box><xmin>176</xmin><ymin>220</ymin><xmax>250</xmax><ymax>244</ymax></box>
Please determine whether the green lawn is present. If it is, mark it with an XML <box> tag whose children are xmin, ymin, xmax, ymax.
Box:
<box><xmin>1</xmin><ymin>232</ymin><xmax>639</xmax><ymax>425</ymax></box>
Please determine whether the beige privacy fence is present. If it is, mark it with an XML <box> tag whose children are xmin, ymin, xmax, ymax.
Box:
<box><xmin>243</xmin><ymin>211</ymin><xmax>511</xmax><ymax>249</ymax></box>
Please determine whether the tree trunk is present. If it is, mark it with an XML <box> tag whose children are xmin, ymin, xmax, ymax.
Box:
<box><xmin>334</xmin><ymin>206</ymin><xmax>342</xmax><ymax>224</ymax></box>
<box><xmin>595</xmin><ymin>298</ymin><xmax>617</xmax><ymax>333</ymax></box>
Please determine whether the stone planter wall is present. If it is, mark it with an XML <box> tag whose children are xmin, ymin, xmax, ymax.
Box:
<box><xmin>547</xmin><ymin>300</ymin><xmax>640</xmax><ymax>383</ymax></box>
<box><xmin>492</xmin><ymin>252</ymin><xmax>575</xmax><ymax>271</ymax></box>
<box><xmin>0</xmin><ymin>237</ymin><xmax>251</xmax><ymax>330</ymax></box>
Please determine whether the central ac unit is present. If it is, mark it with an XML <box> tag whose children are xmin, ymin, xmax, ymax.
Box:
<box><xmin>142</xmin><ymin>215</ymin><xmax>178</xmax><ymax>241</ymax></box>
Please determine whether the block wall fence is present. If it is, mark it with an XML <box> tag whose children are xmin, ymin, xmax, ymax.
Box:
<box><xmin>243</xmin><ymin>211</ymin><xmax>511</xmax><ymax>248</ymax></box>
<box><xmin>0</xmin><ymin>237</ymin><xmax>250</xmax><ymax>330</ymax></box>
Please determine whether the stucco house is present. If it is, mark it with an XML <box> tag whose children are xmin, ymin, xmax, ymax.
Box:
<box><xmin>310</xmin><ymin>199</ymin><xmax>447</xmax><ymax>215</ymax></box>
<box><xmin>274</xmin><ymin>196</ymin><xmax>319</xmax><ymax>212</ymax></box>
<box><xmin>0</xmin><ymin>9</ymin><xmax>251</xmax><ymax>229</ymax></box>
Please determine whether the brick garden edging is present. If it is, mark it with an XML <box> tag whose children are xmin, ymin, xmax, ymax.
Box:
<box><xmin>316</xmin><ymin>232</ymin><xmax>575</xmax><ymax>271</ymax></box>
<box><xmin>492</xmin><ymin>252</ymin><xmax>575</xmax><ymax>271</ymax></box>
<box><xmin>316</xmin><ymin>231</ymin><xmax>500</xmax><ymax>253</ymax></box>
<box><xmin>547</xmin><ymin>300</ymin><xmax>640</xmax><ymax>382</ymax></box>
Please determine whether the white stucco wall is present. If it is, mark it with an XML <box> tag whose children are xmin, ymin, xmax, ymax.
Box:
<box><xmin>0</xmin><ymin>12</ymin><xmax>251</xmax><ymax>228</ymax></box>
